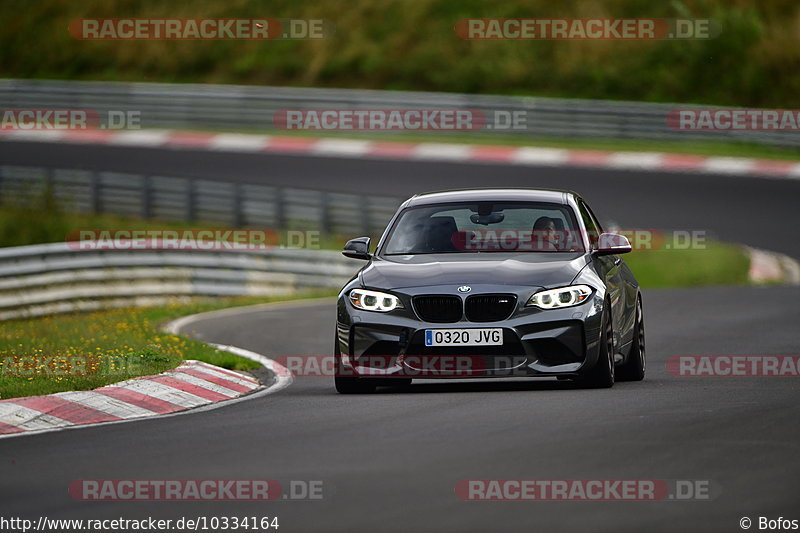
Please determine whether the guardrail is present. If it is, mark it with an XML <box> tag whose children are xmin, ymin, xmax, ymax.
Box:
<box><xmin>0</xmin><ymin>162</ymin><xmax>392</xmax><ymax>321</ymax></box>
<box><xmin>0</xmin><ymin>165</ymin><xmax>402</xmax><ymax>237</ymax></box>
<box><xmin>1</xmin><ymin>79</ymin><xmax>797</xmax><ymax>148</ymax></box>
<box><xmin>0</xmin><ymin>242</ymin><xmax>361</xmax><ymax>321</ymax></box>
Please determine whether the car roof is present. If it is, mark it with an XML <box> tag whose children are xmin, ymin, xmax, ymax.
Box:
<box><xmin>403</xmin><ymin>188</ymin><xmax>579</xmax><ymax>207</ymax></box>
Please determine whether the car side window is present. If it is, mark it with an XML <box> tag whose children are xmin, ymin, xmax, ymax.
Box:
<box><xmin>577</xmin><ymin>200</ymin><xmax>600</xmax><ymax>249</ymax></box>
<box><xmin>583</xmin><ymin>202</ymin><xmax>604</xmax><ymax>233</ymax></box>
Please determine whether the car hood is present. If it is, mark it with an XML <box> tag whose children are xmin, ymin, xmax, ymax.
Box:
<box><xmin>360</xmin><ymin>253</ymin><xmax>589</xmax><ymax>289</ymax></box>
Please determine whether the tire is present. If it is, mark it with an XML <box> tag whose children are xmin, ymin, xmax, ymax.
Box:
<box><xmin>335</xmin><ymin>376</ymin><xmax>377</xmax><ymax>394</ymax></box>
<box><xmin>578</xmin><ymin>304</ymin><xmax>615</xmax><ymax>389</ymax></box>
<box><xmin>617</xmin><ymin>296</ymin><xmax>646</xmax><ymax>382</ymax></box>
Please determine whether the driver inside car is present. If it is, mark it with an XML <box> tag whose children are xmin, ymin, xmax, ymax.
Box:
<box><xmin>532</xmin><ymin>216</ymin><xmax>561</xmax><ymax>251</ymax></box>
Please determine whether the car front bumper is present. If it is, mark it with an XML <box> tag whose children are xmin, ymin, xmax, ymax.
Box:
<box><xmin>336</xmin><ymin>290</ymin><xmax>605</xmax><ymax>379</ymax></box>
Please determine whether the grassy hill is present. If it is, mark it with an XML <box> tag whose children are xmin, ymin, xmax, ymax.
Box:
<box><xmin>1</xmin><ymin>0</ymin><xmax>798</xmax><ymax>106</ymax></box>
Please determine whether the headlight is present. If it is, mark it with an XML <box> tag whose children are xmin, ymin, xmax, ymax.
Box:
<box><xmin>526</xmin><ymin>285</ymin><xmax>592</xmax><ymax>309</ymax></box>
<box><xmin>349</xmin><ymin>289</ymin><xmax>404</xmax><ymax>312</ymax></box>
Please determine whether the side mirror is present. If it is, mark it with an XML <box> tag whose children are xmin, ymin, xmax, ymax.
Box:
<box><xmin>594</xmin><ymin>233</ymin><xmax>632</xmax><ymax>256</ymax></box>
<box><xmin>342</xmin><ymin>237</ymin><xmax>372</xmax><ymax>260</ymax></box>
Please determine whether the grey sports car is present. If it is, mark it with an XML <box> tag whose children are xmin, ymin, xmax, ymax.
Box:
<box><xmin>334</xmin><ymin>188</ymin><xmax>645</xmax><ymax>393</ymax></box>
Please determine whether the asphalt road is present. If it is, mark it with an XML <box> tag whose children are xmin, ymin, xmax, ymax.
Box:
<box><xmin>1</xmin><ymin>288</ymin><xmax>799</xmax><ymax>532</ymax></box>
<box><xmin>1</xmin><ymin>140</ymin><xmax>800</xmax><ymax>257</ymax></box>
<box><xmin>0</xmin><ymin>141</ymin><xmax>799</xmax><ymax>532</ymax></box>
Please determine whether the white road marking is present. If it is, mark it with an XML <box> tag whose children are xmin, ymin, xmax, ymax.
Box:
<box><xmin>54</xmin><ymin>390</ymin><xmax>157</xmax><ymax>419</ymax></box>
<box><xmin>703</xmin><ymin>157</ymin><xmax>757</xmax><ymax>175</ymax></box>
<box><xmin>0</xmin><ymin>403</ymin><xmax>71</xmax><ymax>431</ymax></box>
<box><xmin>107</xmin><ymin>378</ymin><xmax>211</xmax><ymax>409</ymax></box>
<box><xmin>412</xmin><ymin>143</ymin><xmax>473</xmax><ymax>160</ymax></box>
<box><xmin>210</xmin><ymin>133</ymin><xmax>270</xmax><ymax>151</ymax></box>
<box><xmin>312</xmin><ymin>139</ymin><xmax>372</xmax><ymax>156</ymax></box>
<box><xmin>188</xmin><ymin>363</ymin><xmax>260</xmax><ymax>388</ymax></box>
<box><xmin>511</xmin><ymin>147</ymin><xmax>570</xmax><ymax>166</ymax></box>
<box><xmin>108</xmin><ymin>130</ymin><xmax>171</xmax><ymax>146</ymax></box>
<box><xmin>1</xmin><ymin>130</ymin><xmax>68</xmax><ymax>142</ymax></box>
<box><xmin>166</xmin><ymin>371</ymin><xmax>241</xmax><ymax>397</ymax></box>
<box><xmin>607</xmin><ymin>152</ymin><xmax>665</xmax><ymax>170</ymax></box>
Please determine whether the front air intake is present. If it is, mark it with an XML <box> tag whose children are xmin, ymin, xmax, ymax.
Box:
<box><xmin>465</xmin><ymin>294</ymin><xmax>517</xmax><ymax>322</ymax></box>
<box><xmin>413</xmin><ymin>295</ymin><xmax>463</xmax><ymax>323</ymax></box>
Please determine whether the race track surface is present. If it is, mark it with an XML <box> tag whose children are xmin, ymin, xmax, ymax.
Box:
<box><xmin>2</xmin><ymin>289</ymin><xmax>799</xmax><ymax>532</ymax></box>
<box><xmin>1</xmin><ymin>140</ymin><xmax>799</xmax><ymax>257</ymax></box>
<box><xmin>1</xmin><ymin>141</ymin><xmax>798</xmax><ymax>532</ymax></box>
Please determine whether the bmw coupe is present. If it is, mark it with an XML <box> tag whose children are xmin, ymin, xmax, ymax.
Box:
<box><xmin>335</xmin><ymin>188</ymin><xmax>645</xmax><ymax>393</ymax></box>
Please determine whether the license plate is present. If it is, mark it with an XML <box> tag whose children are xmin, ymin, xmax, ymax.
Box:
<box><xmin>425</xmin><ymin>328</ymin><xmax>503</xmax><ymax>346</ymax></box>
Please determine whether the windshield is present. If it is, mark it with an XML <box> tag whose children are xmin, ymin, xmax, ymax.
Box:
<box><xmin>382</xmin><ymin>201</ymin><xmax>585</xmax><ymax>254</ymax></box>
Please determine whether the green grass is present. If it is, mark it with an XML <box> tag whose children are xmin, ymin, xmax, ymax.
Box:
<box><xmin>624</xmin><ymin>240</ymin><xmax>750</xmax><ymax>288</ymax></box>
<box><xmin>0</xmin><ymin>292</ymin><xmax>335</xmax><ymax>400</ymax></box>
<box><xmin>0</xmin><ymin>200</ymin><xmax>227</xmax><ymax>249</ymax></box>
<box><xmin>0</xmin><ymin>190</ymin><xmax>353</xmax><ymax>249</ymax></box>
<box><xmin>1</xmin><ymin>0</ymin><xmax>798</xmax><ymax>108</ymax></box>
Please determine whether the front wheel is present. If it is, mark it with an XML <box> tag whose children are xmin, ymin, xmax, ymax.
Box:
<box><xmin>617</xmin><ymin>296</ymin><xmax>645</xmax><ymax>382</ymax></box>
<box><xmin>577</xmin><ymin>305</ymin><xmax>615</xmax><ymax>389</ymax></box>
